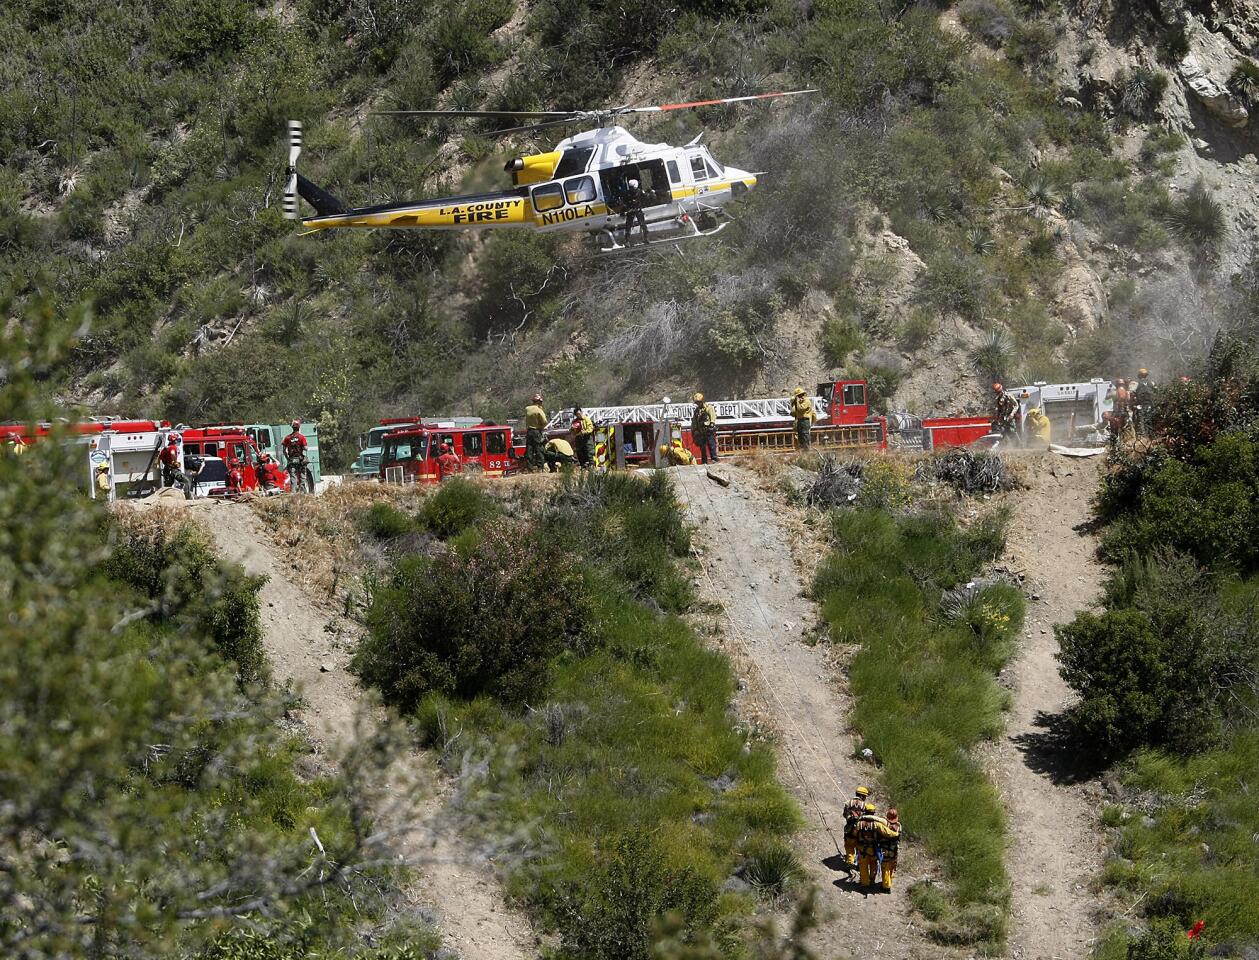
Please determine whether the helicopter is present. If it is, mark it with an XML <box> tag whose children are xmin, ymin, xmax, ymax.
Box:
<box><xmin>283</xmin><ymin>90</ymin><xmax>816</xmax><ymax>252</ymax></box>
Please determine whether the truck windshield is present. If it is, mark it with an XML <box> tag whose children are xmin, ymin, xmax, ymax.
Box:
<box><xmin>367</xmin><ymin>428</ymin><xmax>391</xmax><ymax>447</ymax></box>
<box><xmin>384</xmin><ymin>435</ymin><xmax>427</xmax><ymax>463</ymax></box>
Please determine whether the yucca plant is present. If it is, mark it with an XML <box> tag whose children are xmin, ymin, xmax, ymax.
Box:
<box><xmin>1024</xmin><ymin>176</ymin><xmax>1060</xmax><ymax>214</ymax></box>
<box><xmin>972</xmin><ymin>327</ymin><xmax>1014</xmax><ymax>379</ymax></box>
<box><xmin>968</xmin><ymin>225</ymin><xmax>996</xmax><ymax>255</ymax></box>
<box><xmin>1165</xmin><ymin>176</ymin><xmax>1225</xmax><ymax>252</ymax></box>
<box><xmin>743</xmin><ymin>838</ymin><xmax>803</xmax><ymax>898</ymax></box>
<box><xmin>1228</xmin><ymin>58</ymin><xmax>1259</xmax><ymax>106</ymax></box>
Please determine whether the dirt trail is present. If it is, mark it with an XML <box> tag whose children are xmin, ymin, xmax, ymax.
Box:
<box><xmin>197</xmin><ymin>502</ymin><xmax>533</xmax><ymax>960</ymax></box>
<box><xmin>672</xmin><ymin>466</ymin><xmax>925</xmax><ymax>958</ymax></box>
<box><xmin>995</xmin><ymin>453</ymin><xmax>1107</xmax><ymax>960</ymax></box>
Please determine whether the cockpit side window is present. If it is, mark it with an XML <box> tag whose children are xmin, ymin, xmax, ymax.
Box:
<box><xmin>666</xmin><ymin>160</ymin><xmax>681</xmax><ymax>184</ymax></box>
<box><xmin>689</xmin><ymin>155</ymin><xmax>709</xmax><ymax>181</ymax></box>
<box><xmin>531</xmin><ymin>182</ymin><xmax>564</xmax><ymax>212</ymax></box>
<box><xmin>555</xmin><ymin>147</ymin><xmax>594</xmax><ymax>178</ymax></box>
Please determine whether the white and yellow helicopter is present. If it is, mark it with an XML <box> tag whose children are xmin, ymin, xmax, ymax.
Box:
<box><xmin>282</xmin><ymin>90</ymin><xmax>815</xmax><ymax>252</ymax></box>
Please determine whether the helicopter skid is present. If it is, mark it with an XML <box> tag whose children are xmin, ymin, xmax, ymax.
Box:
<box><xmin>597</xmin><ymin>217</ymin><xmax>728</xmax><ymax>254</ymax></box>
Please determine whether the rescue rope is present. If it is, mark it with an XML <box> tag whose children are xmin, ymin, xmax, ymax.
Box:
<box><xmin>681</xmin><ymin>470</ymin><xmax>846</xmax><ymax>854</ymax></box>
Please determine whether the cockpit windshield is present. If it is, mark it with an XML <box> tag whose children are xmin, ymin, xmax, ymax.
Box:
<box><xmin>703</xmin><ymin>149</ymin><xmax>724</xmax><ymax>176</ymax></box>
<box><xmin>383</xmin><ymin>434</ymin><xmax>427</xmax><ymax>463</ymax></box>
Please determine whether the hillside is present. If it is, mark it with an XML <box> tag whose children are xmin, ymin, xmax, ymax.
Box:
<box><xmin>5</xmin><ymin>0</ymin><xmax>1259</xmax><ymax>466</ymax></box>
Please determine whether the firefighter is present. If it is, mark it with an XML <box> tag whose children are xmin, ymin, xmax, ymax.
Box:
<box><xmin>619</xmin><ymin>177</ymin><xmax>648</xmax><ymax>246</ymax></box>
<box><xmin>1112</xmin><ymin>378</ymin><xmax>1130</xmax><ymax>426</ymax></box>
<box><xmin>95</xmin><ymin>462</ymin><xmax>112</xmax><ymax>497</ymax></box>
<box><xmin>436</xmin><ymin>441</ymin><xmax>460</xmax><ymax>481</ymax></box>
<box><xmin>226</xmin><ymin>457</ymin><xmax>244</xmax><ymax>496</ymax></box>
<box><xmin>160</xmin><ymin>433</ymin><xmax>192</xmax><ymax>499</ymax></box>
<box><xmin>879</xmin><ymin>808</ymin><xmax>901</xmax><ymax>893</ymax></box>
<box><xmin>855</xmin><ymin>803</ymin><xmax>890</xmax><ymax>889</ymax></box>
<box><xmin>791</xmin><ymin>387</ymin><xmax>816</xmax><ymax>450</ymax></box>
<box><xmin>1131</xmin><ymin>367</ymin><xmax>1155</xmax><ymax>437</ymax></box>
<box><xmin>691</xmin><ymin>392</ymin><xmax>718</xmax><ymax>464</ymax></box>
<box><xmin>256</xmin><ymin>452</ymin><xmax>279</xmax><ymax>490</ymax></box>
<box><xmin>524</xmin><ymin>394</ymin><xmax>547</xmax><ymax>471</ymax></box>
<box><xmin>6</xmin><ymin>434</ymin><xmax>28</xmax><ymax>456</ymax></box>
<box><xmin>658</xmin><ymin>442</ymin><xmax>694</xmax><ymax>467</ymax></box>
<box><xmin>571</xmin><ymin>406</ymin><xmax>595</xmax><ymax>467</ymax></box>
<box><xmin>991</xmin><ymin>383</ymin><xmax>1018</xmax><ymax>441</ymax></box>
<box><xmin>282</xmin><ymin>419</ymin><xmax>309</xmax><ymax>489</ymax></box>
<box><xmin>1025</xmin><ymin>406</ymin><xmax>1051</xmax><ymax>446</ymax></box>
<box><xmin>544</xmin><ymin>436</ymin><xmax>577</xmax><ymax>472</ymax></box>
<box><xmin>843</xmin><ymin>785</ymin><xmax>871</xmax><ymax>866</ymax></box>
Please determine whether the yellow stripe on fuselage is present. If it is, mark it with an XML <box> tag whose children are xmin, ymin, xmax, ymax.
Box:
<box><xmin>670</xmin><ymin>177</ymin><xmax>756</xmax><ymax>202</ymax></box>
<box><xmin>303</xmin><ymin>196</ymin><xmax>615</xmax><ymax>232</ymax></box>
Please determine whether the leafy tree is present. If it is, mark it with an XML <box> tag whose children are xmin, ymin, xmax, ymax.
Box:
<box><xmin>0</xmin><ymin>295</ymin><xmax>411</xmax><ymax>958</ymax></box>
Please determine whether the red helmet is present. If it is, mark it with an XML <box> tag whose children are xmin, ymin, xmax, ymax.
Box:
<box><xmin>291</xmin><ymin>419</ymin><xmax>301</xmax><ymax>430</ymax></box>
<box><xmin>168</xmin><ymin>432</ymin><xmax>181</xmax><ymax>442</ymax></box>
<box><xmin>992</xmin><ymin>383</ymin><xmax>1003</xmax><ymax>393</ymax></box>
<box><xmin>440</xmin><ymin>442</ymin><xmax>450</xmax><ymax>453</ymax></box>
<box><xmin>532</xmin><ymin>393</ymin><xmax>543</xmax><ymax>403</ymax></box>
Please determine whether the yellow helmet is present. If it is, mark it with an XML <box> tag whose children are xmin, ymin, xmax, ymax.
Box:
<box><xmin>659</xmin><ymin>444</ymin><xmax>671</xmax><ymax>455</ymax></box>
<box><xmin>855</xmin><ymin>785</ymin><xmax>870</xmax><ymax>797</ymax></box>
<box><xmin>793</xmin><ymin>387</ymin><xmax>806</xmax><ymax>396</ymax></box>
<box><xmin>863</xmin><ymin>803</ymin><xmax>877</xmax><ymax>814</ymax></box>
<box><xmin>1138</xmin><ymin>367</ymin><xmax>1149</xmax><ymax>377</ymax></box>
<box><xmin>693</xmin><ymin>392</ymin><xmax>704</xmax><ymax>402</ymax></box>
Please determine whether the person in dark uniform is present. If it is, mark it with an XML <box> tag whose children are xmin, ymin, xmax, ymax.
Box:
<box><xmin>620</xmin><ymin>177</ymin><xmax>648</xmax><ymax>246</ymax></box>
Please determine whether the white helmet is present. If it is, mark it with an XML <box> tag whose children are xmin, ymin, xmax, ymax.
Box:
<box><xmin>628</xmin><ymin>178</ymin><xmax>639</xmax><ymax>188</ymax></box>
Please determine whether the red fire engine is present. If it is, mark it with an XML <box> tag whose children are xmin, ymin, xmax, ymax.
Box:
<box><xmin>377</xmin><ymin>422</ymin><xmax>519</xmax><ymax>483</ymax></box>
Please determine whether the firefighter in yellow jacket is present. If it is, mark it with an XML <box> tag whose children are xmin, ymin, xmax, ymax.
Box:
<box><xmin>855</xmin><ymin>803</ymin><xmax>895</xmax><ymax>889</ymax></box>
<box><xmin>879</xmin><ymin>808</ymin><xmax>901</xmax><ymax>892</ymax></box>
<box><xmin>842</xmin><ymin>785</ymin><xmax>870</xmax><ymax>865</ymax></box>
<box><xmin>791</xmin><ymin>387</ymin><xmax>816</xmax><ymax>450</ymax></box>
<box><xmin>524</xmin><ymin>394</ymin><xmax>547</xmax><ymax>471</ymax></box>
<box><xmin>1025</xmin><ymin>406</ymin><xmax>1051</xmax><ymax>446</ymax></box>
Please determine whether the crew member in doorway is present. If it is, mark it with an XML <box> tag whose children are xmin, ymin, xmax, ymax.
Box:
<box><xmin>620</xmin><ymin>177</ymin><xmax>648</xmax><ymax>246</ymax></box>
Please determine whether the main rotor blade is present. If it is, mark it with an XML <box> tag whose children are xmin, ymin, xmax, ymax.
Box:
<box><xmin>485</xmin><ymin>118</ymin><xmax>581</xmax><ymax>136</ymax></box>
<box><xmin>618</xmin><ymin>88</ymin><xmax>819</xmax><ymax>115</ymax></box>
<box><xmin>371</xmin><ymin>109</ymin><xmax>579</xmax><ymax>119</ymax></box>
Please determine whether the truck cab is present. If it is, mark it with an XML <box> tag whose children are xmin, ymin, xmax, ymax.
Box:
<box><xmin>182</xmin><ymin>427</ymin><xmax>288</xmax><ymax>493</ymax></box>
<box><xmin>815</xmin><ymin>380</ymin><xmax>870</xmax><ymax>425</ymax></box>
<box><xmin>380</xmin><ymin>424</ymin><xmax>518</xmax><ymax>483</ymax></box>
<box><xmin>353</xmin><ymin>418</ymin><xmax>423</xmax><ymax>478</ymax></box>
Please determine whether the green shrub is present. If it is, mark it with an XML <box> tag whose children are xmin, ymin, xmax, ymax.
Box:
<box><xmin>1007</xmin><ymin>20</ymin><xmax>1057</xmax><ymax>72</ymax></box>
<box><xmin>957</xmin><ymin>0</ymin><xmax>1016</xmax><ymax>48</ymax></box>
<box><xmin>1124</xmin><ymin>919</ymin><xmax>1206</xmax><ymax>960</ymax></box>
<box><xmin>556</xmin><ymin>831</ymin><xmax>719</xmax><ymax>960</ymax></box>
<box><xmin>355</xmin><ymin>524</ymin><xmax>594</xmax><ymax>707</ymax></box>
<box><xmin>418</xmin><ymin>477</ymin><xmax>497</xmax><ymax>538</ymax></box>
<box><xmin>1115</xmin><ymin>67</ymin><xmax>1168</xmax><ymax>120</ymax></box>
<box><xmin>972</xmin><ymin>327</ymin><xmax>1014</xmax><ymax>379</ymax></box>
<box><xmin>1227</xmin><ymin>58</ymin><xmax>1259</xmax><ymax>107</ymax></box>
<box><xmin>105</xmin><ymin>518</ymin><xmax>268</xmax><ymax>686</ymax></box>
<box><xmin>1164</xmin><ymin>177</ymin><xmax>1225</xmax><ymax>253</ymax></box>
<box><xmin>1058</xmin><ymin>550</ymin><xmax>1255</xmax><ymax>756</ymax></box>
<box><xmin>741</xmin><ymin>838</ymin><xmax>802</xmax><ymax>898</ymax></box>
<box><xmin>358</xmin><ymin>502</ymin><xmax>415</xmax><ymax>539</ymax></box>
<box><xmin>821</xmin><ymin>315</ymin><xmax>864</xmax><ymax>367</ymax></box>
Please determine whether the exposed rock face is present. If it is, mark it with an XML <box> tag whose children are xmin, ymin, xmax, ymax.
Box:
<box><xmin>1180</xmin><ymin>54</ymin><xmax>1249</xmax><ymax>127</ymax></box>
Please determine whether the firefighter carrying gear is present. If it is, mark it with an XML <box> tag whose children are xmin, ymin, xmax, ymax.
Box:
<box><xmin>544</xmin><ymin>436</ymin><xmax>576</xmax><ymax>472</ymax></box>
<box><xmin>791</xmin><ymin>388</ymin><xmax>816</xmax><ymax>451</ymax></box>
<box><xmin>691</xmin><ymin>398</ymin><xmax>719</xmax><ymax>465</ymax></box>
<box><xmin>842</xmin><ymin>788</ymin><xmax>870</xmax><ymax>865</ymax></box>
<box><xmin>524</xmin><ymin>398</ymin><xmax>548</xmax><ymax>470</ymax></box>
<box><xmin>992</xmin><ymin>386</ymin><xmax>1018</xmax><ymax>439</ymax></box>
<box><xmin>160</xmin><ymin>439</ymin><xmax>192</xmax><ymax>500</ymax></box>
<box><xmin>855</xmin><ymin>805</ymin><xmax>892</xmax><ymax>888</ymax></box>
<box><xmin>1025</xmin><ymin>406</ymin><xmax>1051</xmax><ymax>445</ymax></box>
<box><xmin>880</xmin><ymin>809</ymin><xmax>901</xmax><ymax>892</ymax></box>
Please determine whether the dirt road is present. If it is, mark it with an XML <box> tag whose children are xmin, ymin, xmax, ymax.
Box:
<box><xmin>201</xmin><ymin>503</ymin><xmax>533</xmax><ymax>960</ymax></box>
<box><xmin>995</xmin><ymin>454</ymin><xmax>1107</xmax><ymax>959</ymax></box>
<box><xmin>673</xmin><ymin>466</ymin><xmax>925</xmax><ymax>958</ymax></box>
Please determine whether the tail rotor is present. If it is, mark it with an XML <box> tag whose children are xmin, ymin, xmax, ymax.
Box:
<box><xmin>283</xmin><ymin>120</ymin><xmax>302</xmax><ymax>220</ymax></box>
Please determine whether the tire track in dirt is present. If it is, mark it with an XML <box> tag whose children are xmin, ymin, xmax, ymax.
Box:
<box><xmin>198</xmin><ymin>501</ymin><xmax>534</xmax><ymax>960</ymax></box>
<box><xmin>673</xmin><ymin>466</ymin><xmax>927</xmax><ymax>959</ymax></box>
<box><xmin>995</xmin><ymin>453</ymin><xmax>1108</xmax><ymax>960</ymax></box>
